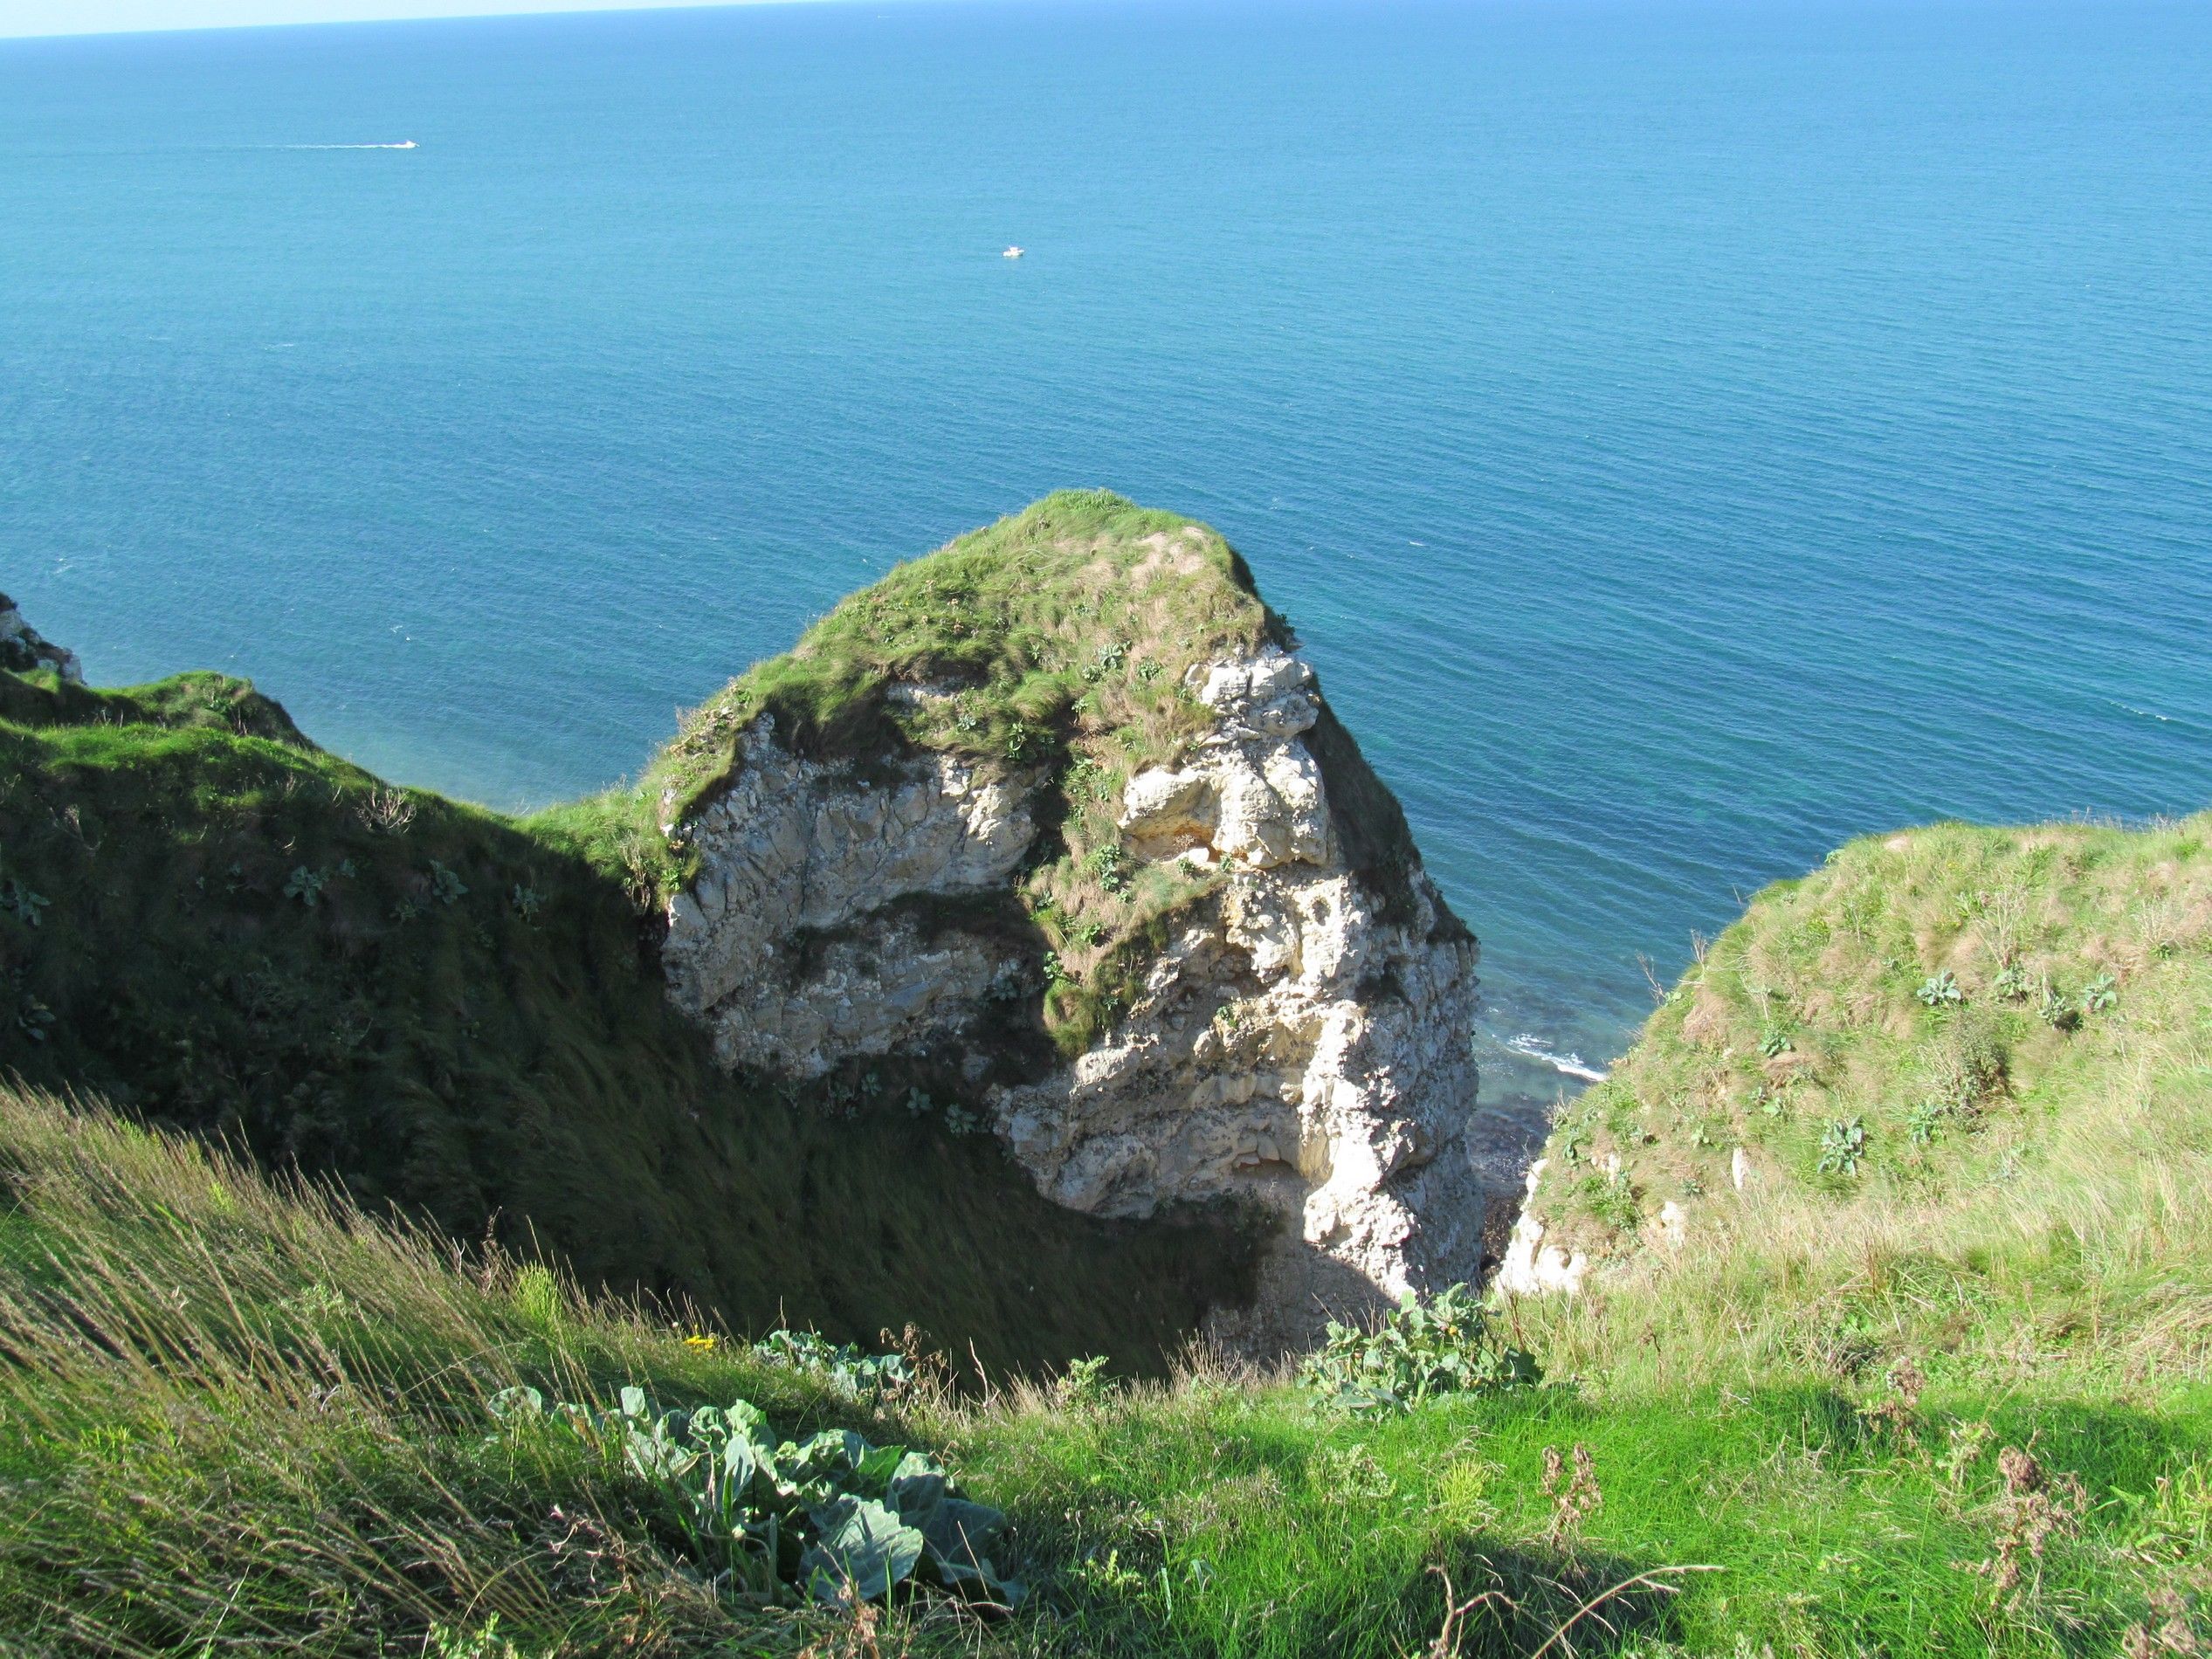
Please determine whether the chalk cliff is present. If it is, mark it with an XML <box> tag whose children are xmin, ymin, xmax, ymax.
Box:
<box><xmin>651</xmin><ymin>493</ymin><xmax>1504</xmax><ymax>1352</ymax></box>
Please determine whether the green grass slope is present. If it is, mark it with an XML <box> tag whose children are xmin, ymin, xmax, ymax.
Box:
<box><xmin>0</xmin><ymin>658</ymin><xmax>1255</xmax><ymax>1376</ymax></box>
<box><xmin>1517</xmin><ymin>813</ymin><xmax>2212</xmax><ymax>1393</ymax></box>
<box><xmin>3</xmin><ymin>1081</ymin><xmax>2204</xmax><ymax>1658</ymax></box>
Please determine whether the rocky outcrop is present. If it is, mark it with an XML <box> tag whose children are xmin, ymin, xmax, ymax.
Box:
<box><xmin>1492</xmin><ymin>1161</ymin><xmax>1592</xmax><ymax>1297</ymax></box>
<box><xmin>660</xmin><ymin>637</ymin><xmax>1499</xmax><ymax>1354</ymax></box>
<box><xmin>993</xmin><ymin>650</ymin><xmax>1490</xmax><ymax>1354</ymax></box>
<box><xmin>0</xmin><ymin>596</ymin><xmax>81</xmax><ymax>684</ymax></box>
<box><xmin>1113</xmin><ymin>654</ymin><xmax>1333</xmax><ymax>871</ymax></box>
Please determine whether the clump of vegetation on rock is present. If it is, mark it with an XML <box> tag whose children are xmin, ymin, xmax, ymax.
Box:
<box><xmin>645</xmin><ymin>492</ymin><xmax>1276</xmax><ymax>822</ymax></box>
<box><xmin>617</xmin><ymin>491</ymin><xmax>1426</xmax><ymax>1055</ymax></box>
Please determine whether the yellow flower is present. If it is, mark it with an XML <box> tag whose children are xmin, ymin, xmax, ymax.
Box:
<box><xmin>682</xmin><ymin>1332</ymin><xmax>718</xmax><ymax>1351</ymax></box>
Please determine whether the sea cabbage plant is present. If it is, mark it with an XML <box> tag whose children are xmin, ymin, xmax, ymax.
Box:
<box><xmin>1299</xmin><ymin>1284</ymin><xmax>1540</xmax><ymax>1417</ymax></box>
<box><xmin>1817</xmin><ymin>1116</ymin><xmax>1868</xmax><ymax>1175</ymax></box>
<box><xmin>486</xmin><ymin>1384</ymin><xmax>1020</xmax><ymax>1607</ymax></box>
<box><xmin>748</xmin><ymin>1328</ymin><xmax>914</xmax><ymax>1401</ymax></box>
<box><xmin>1915</xmin><ymin>970</ymin><xmax>1962</xmax><ymax>1008</ymax></box>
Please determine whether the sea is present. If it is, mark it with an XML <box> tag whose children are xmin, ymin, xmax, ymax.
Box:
<box><xmin>3</xmin><ymin>0</ymin><xmax>2209</xmax><ymax>1134</ymax></box>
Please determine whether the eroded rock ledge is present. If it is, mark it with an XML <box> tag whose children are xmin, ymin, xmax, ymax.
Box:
<box><xmin>0</xmin><ymin>595</ymin><xmax>83</xmax><ymax>684</ymax></box>
<box><xmin>653</xmin><ymin>498</ymin><xmax>1506</xmax><ymax>1353</ymax></box>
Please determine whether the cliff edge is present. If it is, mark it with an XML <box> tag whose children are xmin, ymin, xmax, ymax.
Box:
<box><xmin>0</xmin><ymin>595</ymin><xmax>82</xmax><ymax>684</ymax></box>
<box><xmin>0</xmin><ymin>496</ymin><xmax>1505</xmax><ymax>1364</ymax></box>
<box><xmin>1498</xmin><ymin>812</ymin><xmax>2212</xmax><ymax>1317</ymax></box>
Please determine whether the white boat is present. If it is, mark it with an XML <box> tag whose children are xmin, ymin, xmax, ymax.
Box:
<box><xmin>396</xmin><ymin>141</ymin><xmax>417</xmax><ymax>150</ymax></box>
<box><xmin>1002</xmin><ymin>245</ymin><xmax>1023</xmax><ymax>258</ymax></box>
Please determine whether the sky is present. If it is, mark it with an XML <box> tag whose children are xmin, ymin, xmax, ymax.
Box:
<box><xmin>0</xmin><ymin>0</ymin><xmax>800</xmax><ymax>38</ymax></box>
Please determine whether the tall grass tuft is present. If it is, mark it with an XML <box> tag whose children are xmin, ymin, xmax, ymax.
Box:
<box><xmin>0</xmin><ymin>1086</ymin><xmax>882</xmax><ymax>1656</ymax></box>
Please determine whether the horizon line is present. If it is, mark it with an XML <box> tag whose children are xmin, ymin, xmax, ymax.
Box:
<box><xmin>0</xmin><ymin>0</ymin><xmax>864</xmax><ymax>45</ymax></box>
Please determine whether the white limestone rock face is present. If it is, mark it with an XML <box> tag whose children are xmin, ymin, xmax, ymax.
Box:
<box><xmin>661</xmin><ymin>720</ymin><xmax>1035</xmax><ymax>1076</ymax></box>
<box><xmin>1492</xmin><ymin>1160</ymin><xmax>1593</xmax><ymax>1297</ymax></box>
<box><xmin>997</xmin><ymin>651</ymin><xmax>1494</xmax><ymax>1353</ymax></box>
<box><xmin>661</xmin><ymin>645</ymin><xmax>1502</xmax><ymax>1354</ymax></box>
<box><xmin>1117</xmin><ymin>656</ymin><xmax>1331</xmax><ymax>870</ymax></box>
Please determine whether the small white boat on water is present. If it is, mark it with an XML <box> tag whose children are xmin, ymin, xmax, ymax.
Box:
<box><xmin>1002</xmin><ymin>245</ymin><xmax>1023</xmax><ymax>258</ymax></box>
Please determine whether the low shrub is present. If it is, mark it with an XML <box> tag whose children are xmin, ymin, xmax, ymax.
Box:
<box><xmin>749</xmin><ymin>1329</ymin><xmax>915</xmax><ymax>1402</ymax></box>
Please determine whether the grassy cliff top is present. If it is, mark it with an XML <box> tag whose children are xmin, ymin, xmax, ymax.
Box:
<box><xmin>584</xmin><ymin>490</ymin><xmax>1437</xmax><ymax>1056</ymax></box>
<box><xmin>1518</xmin><ymin>810</ymin><xmax>2212</xmax><ymax>1388</ymax></box>
<box><xmin>652</xmin><ymin>492</ymin><xmax>1285</xmax><ymax>1052</ymax></box>
<box><xmin>649</xmin><ymin>491</ymin><xmax>1283</xmax><ymax>823</ymax></box>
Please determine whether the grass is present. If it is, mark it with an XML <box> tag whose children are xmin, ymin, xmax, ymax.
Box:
<box><xmin>0</xmin><ymin>658</ymin><xmax>1259</xmax><ymax>1377</ymax></box>
<box><xmin>644</xmin><ymin>492</ymin><xmax>1274</xmax><ymax>821</ymax></box>
<box><xmin>6</xmin><ymin>516</ymin><xmax>2209</xmax><ymax>1653</ymax></box>
<box><xmin>2</xmin><ymin>1082</ymin><xmax>2204</xmax><ymax>1656</ymax></box>
<box><xmin>1516</xmin><ymin>814</ymin><xmax>2212</xmax><ymax>1395</ymax></box>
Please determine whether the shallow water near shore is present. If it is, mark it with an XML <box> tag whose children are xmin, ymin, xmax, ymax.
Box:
<box><xmin>3</xmin><ymin>0</ymin><xmax>2209</xmax><ymax>1135</ymax></box>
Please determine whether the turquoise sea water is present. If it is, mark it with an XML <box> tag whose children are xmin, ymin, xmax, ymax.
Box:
<box><xmin>3</xmin><ymin>0</ymin><xmax>2209</xmax><ymax>1126</ymax></box>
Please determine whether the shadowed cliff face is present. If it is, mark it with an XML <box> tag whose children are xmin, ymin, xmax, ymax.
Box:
<box><xmin>653</xmin><ymin>494</ymin><xmax>1512</xmax><ymax>1354</ymax></box>
<box><xmin>0</xmin><ymin>597</ymin><xmax>1259</xmax><ymax>1380</ymax></box>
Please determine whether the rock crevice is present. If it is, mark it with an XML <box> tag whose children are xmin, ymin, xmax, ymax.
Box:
<box><xmin>663</xmin><ymin>735</ymin><xmax>1035</xmax><ymax>1076</ymax></box>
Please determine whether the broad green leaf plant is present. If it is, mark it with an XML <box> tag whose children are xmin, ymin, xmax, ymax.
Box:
<box><xmin>1299</xmin><ymin>1284</ymin><xmax>1540</xmax><ymax>1417</ymax></box>
<box><xmin>486</xmin><ymin>1383</ymin><xmax>1021</xmax><ymax>1607</ymax></box>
